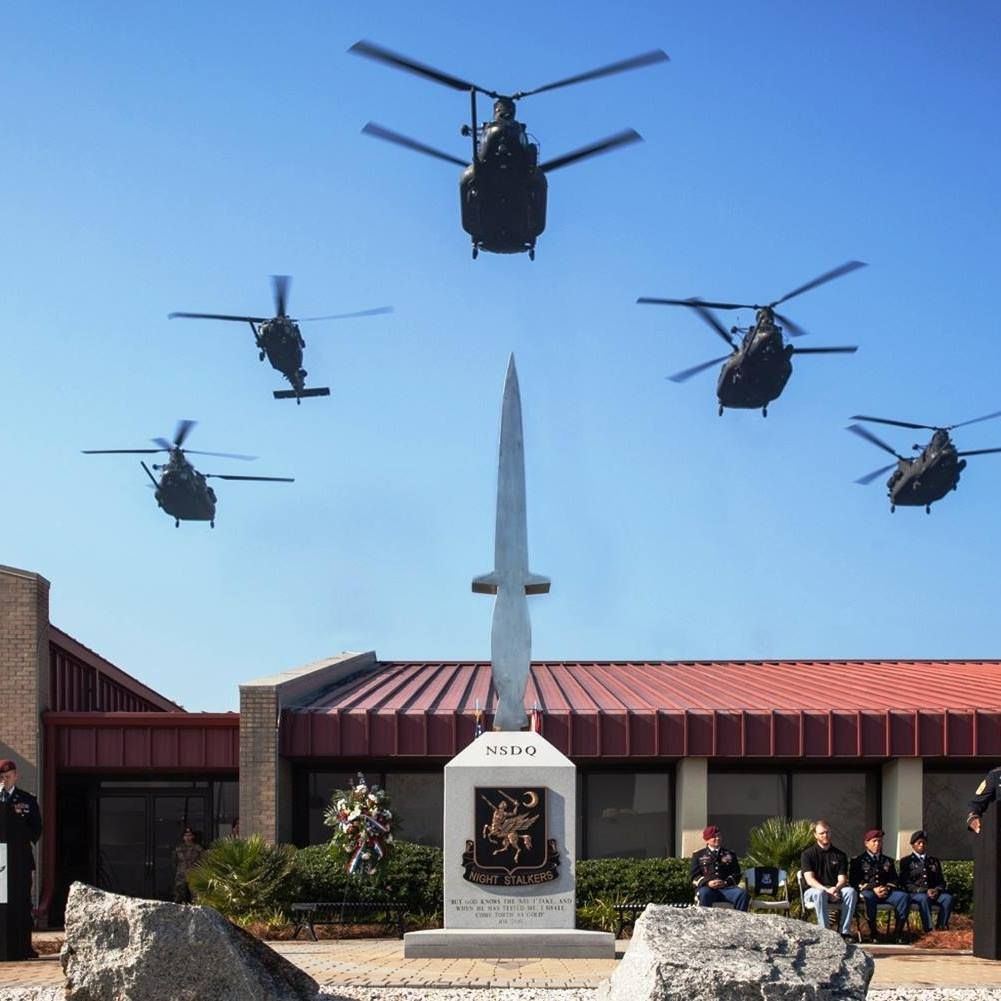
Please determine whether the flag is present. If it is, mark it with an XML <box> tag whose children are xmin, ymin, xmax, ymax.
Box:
<box><xmin>529</xmin><ymin>701</ymin><xmax>543</xmax><ymax>734</ymax></box>
<box><xmin>473</xmin><ymin>700</ymin><xmax>484</xmax><ymax>738</ymax></box>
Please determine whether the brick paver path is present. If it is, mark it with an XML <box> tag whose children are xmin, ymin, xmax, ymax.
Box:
<box><xmin>4</xmin><ymin>938</ymin><xmax>1001</xmax><ymax>991</ymax></box>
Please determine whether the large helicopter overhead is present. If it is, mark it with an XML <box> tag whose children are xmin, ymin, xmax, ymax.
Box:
<box><xmin>847</xmin><ymin>410</ymin><xmax>1001</xmax><ymax>513</ymax></box>
<box><xmin>82</xmin><ymin>420</ymin><xmax>294</xmax><ymax>527</ymax></box>
<box><xmin>169</xmin><ymin>276</ymin><xmax>392</xmax><ymax>403</ymax></box>
<box><xmin>350</xmin><ymin>40</ymin><xmax>668</xmax><ymax>260</ymax></box>
<box><xmin>638</xmin><ymin>261</ymin><xmax>865</xmax><ymax>416</ymax></box>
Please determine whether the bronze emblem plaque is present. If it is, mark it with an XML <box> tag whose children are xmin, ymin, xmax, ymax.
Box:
<box><xmin>461</xmin><ymin>786</ymin><xmax>560</xmax><ymax>886</ymax></box>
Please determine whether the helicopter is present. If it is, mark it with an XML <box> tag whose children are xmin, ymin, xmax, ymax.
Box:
<box><xmin>847</xmin><ymin>410</ymin><xmax>1001</xmax><ymax>513</ymax></box>
<box><xmin>169</xmin><ymin>276</ymin><xmax>392</xmax><ymax>403</ymax></box>
<box><xmin>83</xmin><ymin>420</ymin><xmax>293</xmax><ymax>527</ymax></box>
<box><xmin>349</xmin><ymin>40</ymin><xmax>668</xmax><ymax>260</ymax></box>
<box><xmin>637</xmin><ymin>261</ymin><xmax>866</xmax><ymax>416</ymax></box>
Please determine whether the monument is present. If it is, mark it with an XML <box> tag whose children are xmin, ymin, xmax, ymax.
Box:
<box><xmin>403</xmin><ymin>356</ymin><xmax>614</xmax><ymax>958</ymax></box>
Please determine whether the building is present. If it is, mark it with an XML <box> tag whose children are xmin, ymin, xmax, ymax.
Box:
<box><xmin>1</xmin><ymin>562</ymin><xmax>995</xmax><ymax>925</ymax></box>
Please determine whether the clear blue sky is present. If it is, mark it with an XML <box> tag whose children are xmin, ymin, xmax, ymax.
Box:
<box><xmin>2</xmin><ymin>2</ymin><xmax>1000</xmax><ymax>711</ymax></box>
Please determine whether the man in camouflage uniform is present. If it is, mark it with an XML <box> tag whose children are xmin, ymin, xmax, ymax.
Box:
<box><xmin>173</xmin><ymin>827</ymin><xmax>203</xmax><ymax>904</ymax></box>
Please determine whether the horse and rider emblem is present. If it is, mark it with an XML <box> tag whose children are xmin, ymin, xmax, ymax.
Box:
<box><xmin>461</xmin><ymin>786</ymin><xmax>560</xmax><ymax>885</ymax></box>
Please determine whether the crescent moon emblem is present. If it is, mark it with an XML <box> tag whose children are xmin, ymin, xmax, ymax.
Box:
<box><xmin>523</xmin><ymin>791</ymin><xmax>539</xmax><ymax>808</ymax></box>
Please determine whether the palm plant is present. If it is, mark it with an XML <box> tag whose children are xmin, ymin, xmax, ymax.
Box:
<box><xmin>187</xmin><ymin>835</ymin><xmax>297</xmax><ymax>925</ymax></box>
<box><xmin>745</xmin><ymin>816</ymin><xmax>815</xmax><ymax>889</ymax></box>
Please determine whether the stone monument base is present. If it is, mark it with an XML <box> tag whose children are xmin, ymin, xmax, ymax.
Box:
<box><xmin>404</xmin><ymin>928</ymin><xmax>615</xmax><ymax>959</ymax></box>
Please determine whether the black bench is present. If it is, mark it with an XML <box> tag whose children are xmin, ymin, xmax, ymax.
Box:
<box><xmin>613</xmin><ymin>901</ymin><xmax>692</xmax><ymax>938</ymax></box>
<box><xmin>290</xmin><ymin>901</ymin><xmax>407</xmax><ymax>940</ymax></box>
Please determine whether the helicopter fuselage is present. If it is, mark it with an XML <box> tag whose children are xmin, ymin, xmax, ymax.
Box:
<box><xmin>886</xmin><ymin>436</ymin><xmax>966</xmax><ymax>510</ymax></box>
<box><xmin>715</xmin><ymin>322</ymin><xmax>793</xmax><ymax>413</ymax></box>
<box><xmin>460</xmin><ymin>118</ymin><xmax>548</xmax><ymax>257</ymax></box>
<box><xmin>254</xmin><ymin>317</ymin><xmax>306</xmax><ymax>391</ymax></box>
<box><xmin>154</xmin><ymin>458</ymin><xmax>217</xmax><ymax>525</ymax></box>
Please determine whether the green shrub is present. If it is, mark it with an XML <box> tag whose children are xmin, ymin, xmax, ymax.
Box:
<box><xmin>941</xmin><ymin>860</ymin><xmax>973</xmax><ymax>913</ymax></box>
<box><xmin>188</xmin><ymin>835</ymin><xmax>297</xmax><ymax>924</ymax></box>
<box><xmin>576</xmin><ymin>858</ymin><xmax>692</xmax><ymax>904</ymax></box>
<box><xmin>291</xmin><ymin>841</ymin><xmax>443</xmax><ymax>913</ymax></box>
<box><xmin>744</xmin><ymin>816</ymin><xmax>815</xmax><ymax>891</ymax></box>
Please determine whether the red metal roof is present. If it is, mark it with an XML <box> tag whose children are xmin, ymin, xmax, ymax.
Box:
<box><xmin>280</xmin><ymin>660</ymin><xmax>1001</xmax><ymax>761</ymax></box>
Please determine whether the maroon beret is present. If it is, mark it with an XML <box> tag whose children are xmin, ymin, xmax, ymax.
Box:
<box><xmin>702</xmin><ymin>825</ymin><xmax>720</xmax><ymax>840</ymax></box>
<box><xmin>0</xmin><ymin>759</ymin><xmax>16</xmax><ymax>774</ymax></box>
<box><xmin>863</xmin><ymin>828</ymin><xmax>885</xmax><ymax>841</ymax></box>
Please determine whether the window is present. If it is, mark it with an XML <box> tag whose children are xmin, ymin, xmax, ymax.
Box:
<box><xmin>584</xmin><ymin>772</ymin><xmax>671</xmax><ymax>859</ymax></box>
<box><xmin>708</xmin><ymin>772</ymin><xmax>787</xmax><ymax>856</ymax></box>
<box><xmin>923</xmin><ymin>770</ymin><xmax>985</xmax><ymax>860</ymax></box>
<box><xmin>383</xmin><ymin>772</ymin><xmax>443</xmax><ymax>847</ymax></box>
<box><xmin>791</xmin><ymin>772</ymin><xmax>877</xmax><ymax>854</ymax></box>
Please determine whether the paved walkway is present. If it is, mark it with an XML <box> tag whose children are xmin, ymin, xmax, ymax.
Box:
<box><xmin>4</xmin><ymin>938</ymin><xmax>1001</xmax><ymax>991</ymax></box>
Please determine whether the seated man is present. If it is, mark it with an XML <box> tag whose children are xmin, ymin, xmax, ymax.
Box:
<box><xmin>690</xmin><ymin>825</ymin><xmax>749</xmax><ymax>911</ymax></box>
<box><xmin>849</xmin><ymin>828</ymin><xmax>910</xmax><ymax>941</ymax></box>
<box><xmin>800</xmin><ymin>818</ymin><xmax>859</xmax><ymax>941</ymax></box>
<box><xmin>898</xmin><ymin>829</ymin><xmax>953</xmax><ymax>932</ymax></box>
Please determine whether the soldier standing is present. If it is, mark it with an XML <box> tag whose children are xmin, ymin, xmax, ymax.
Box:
<box><xmin>690</xmin><ymin>825</ymin><xmax>749</xmax><ymax>911</ymax></box>
<box><xmin>0</xmin><ymin>759</ymin><xmax>42</xmax><ymax>961</ymax></box>
<box><xmin>172</xmin><ymin>827</ymin><xmax>204</xmax><ymax>904</ymax></box>
<box><xmin>966</xmin><ymin>765</ymin><xmax>1001</xmax><ymax>834</ymax></box>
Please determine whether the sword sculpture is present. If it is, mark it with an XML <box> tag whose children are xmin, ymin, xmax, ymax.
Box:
<box><xmin>473</xmin><ymin>355</ymin><xmax>550</xmax><ymax>731</ymax></box>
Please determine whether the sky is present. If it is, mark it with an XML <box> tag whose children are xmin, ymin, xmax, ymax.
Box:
<box><xmin>2</xmin><ymin>2</ymin><xmax>1000</xmax><ymax>712</ymax></box>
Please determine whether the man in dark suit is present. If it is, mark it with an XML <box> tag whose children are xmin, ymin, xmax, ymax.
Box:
<box><xmin>898</xmin><ymin>829</ymin><xmax>953</xmax><ymax>932</ymax></box>
<box><xmin>0</xmin><ymin>759</ymin><xmax>43</xmax><ymax>960</ymax></box>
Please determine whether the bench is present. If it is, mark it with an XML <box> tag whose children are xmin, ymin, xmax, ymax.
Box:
<box><xmin>290</xmin><ymin>901</ymin><xmax>408</xmax><ymax>940</ymax></box>
<box><xmin>613</xmin><ymin>901</ymin><xmax>691</xmax><ymax>938</ymax></box>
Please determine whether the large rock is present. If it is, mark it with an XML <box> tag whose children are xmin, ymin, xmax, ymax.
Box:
<box><xmin>596</xmin><ymin>905</ymin><xmax>873</xmax><ymax>1001</ymax></box>
<box><xmin>60</xmin><ymin>882</ymin><xmax>320</xmax><ymax>1001</ymax></box>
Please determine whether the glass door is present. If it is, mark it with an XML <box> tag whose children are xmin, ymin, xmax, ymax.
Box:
<box><xmin>152</xmin><ymin>794</ymin><xmax>207</xmax><ymax>900</ymax></box>
<box><xmin>97</xmin><ymin>796</ymin><xmax>147</xmax><ymax>897</ymax></box>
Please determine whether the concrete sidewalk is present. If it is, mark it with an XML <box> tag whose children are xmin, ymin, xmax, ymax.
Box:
<box><xmin>3</xmin><ymin>938</ymin><xmax>1001</xmax><ymax>991</ymax></box>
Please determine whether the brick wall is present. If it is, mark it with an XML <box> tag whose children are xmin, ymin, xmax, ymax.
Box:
<box><xmin>0</xmin><ymin>565</ymin><xmax>51</xmax><ymax>795</ymax></box>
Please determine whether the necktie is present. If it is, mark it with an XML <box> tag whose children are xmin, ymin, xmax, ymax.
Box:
<box><xmin>0</xmin><ymin>790</ymin><xmax>7</xmax><ymax>804</ymax></box>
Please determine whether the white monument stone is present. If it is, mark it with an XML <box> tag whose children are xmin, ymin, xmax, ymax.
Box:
<box><xmin>403</xmin><ymin>357</ymin><xmax>613</xmax><ymax>958</ymax></box>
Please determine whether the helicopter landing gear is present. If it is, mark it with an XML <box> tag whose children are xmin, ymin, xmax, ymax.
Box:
<box><xmin>210</xmin><ymin>519</ymin><xmax>215</xmax><ymax>528</ymax></box>
<box><xmin>762</xmin><ymin>406</ymin><xmax>768</xmax><ymax>417</ymax></box>
<box><xmin>926</xmin><ymin>505</ymin><xmax>931</xmax><ymax>514</ymax></box>
<box><xmin>472</xmin><ymin>245</ymin><xmax>479</xmax><ymax>259</ymax></box>
<box><xmin>529</xmin><ymin>248</ymin><xmax>535</xmax><ymax>261</ymax></box>
<box><xmin>175</xmin><ymin>519</ymin><xmax>180</xmax><ymax>528</ymax></box>
<box><xmin>718</xmin><ymin>405</ymin><xmax>724</xmax><ymax>416</ymax></box>
<box><xmin>890</xmin><ymin>505</ymin><xmax>896</xmax><ymax>513</ymax></box>
<box><xmin>259</xmin><ymin>351</ymin><xmax>265</xmax><ymax>361</ymax></box>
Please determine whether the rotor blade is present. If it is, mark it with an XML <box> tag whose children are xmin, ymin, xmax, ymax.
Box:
<box><xmin>362</xmin><ymin>122</ymin><xmax>469</xmax><ymax>167</ymax></box>
<box><xmin>82</xmin><ymin>448</ymin><xmax>164</xmax><ymax>454</ymax></box>
<box><xmin>855</xmin><ymin>462</ymin><xmax>898</xmax><ymax>486</ymax></box>
<box><xmin>771</xmin><ymin>260</ymin><xmax>867</xmax><ymax>308</ymax></box>
<box><xmin>957</xmin><ymin>447</ymin><xmax>1001</xmax><ymax>457</ymax></box>
<box><xmin>638</xmin><ymin>296</ymin><xmax>737</xmax><ymax>346</ymax></box>
<box><xmin>204</xmin><ymin>474</ymin><xmax>295</xmax><ymax>482</ymax></box>
<box><xmin>298</xmin><ymin>306</ymin><xmax>394</xmax><ymax>322</ymax></box>
<box><xmin>637</xmin><ymin>296</ymin><xmax>750</xmax><ymax>312</ymax></box>
<box><xmin>790</xmin><ymin>346</ymin><xmax>858</xmax><ymax>354</ymax></box>
<box><xmin>169</xmin><ymin>312</ymin><xmax>268</xmax><ymax>323</ymax></box>
<box><xmin>773</xmin><ymin>310</ymin><xmax>809</xmax><ymax>338</ymax></box>
<box><xmin>272</xmin><ymin>275</ymin><xmax>290</xmax><ymax>317</ymax></box>
<box><xmin>667</xmin><ymin>354</ymin><xmax>732</xmax><ymax>383</ymax></box>
<box><xmin>949</xmin><ymin>409</ymin><xmax>1001</xmax><ymax>431</ymax></box>
<box><xmin>183</xmin><ymin>449</ymin><xmax>256</xmax><ymax>461</ymax></box>
<box><xmin>140</xmin><ymin>461</ymin><xmax>159</xmax><ymax>487</ymax></box>
<box><xmin>349</xmin><ymin>40</ymin><xmax>484</xmax><ymax>93</ymax></box>
<box><xmin>540</xmin><ymin>129</ymin><xmax>642</xmax><ymax>173</ymax></box>
<box><xmin>850</xmin><ymin>414</ymin><xmax>937</xmax><ymax>431</ymax></box>
<box><xmin>174</xmin><ymin>420</ymin><xmax>197</xmax><ymax>449</ymax></box>
<box><xmin>846</xmin><ymin>423</ymin><xmax>904</xmax><ymax>458</ymax></box>
<box><xmin>152</xmin><ymin>438</ymin><xmax>174</xmax><ymax>451</ymax></box>
<box><xmin>514</xmin><ymin>50</ymin><xmax>669</xmax><ymax>99</ymax></box>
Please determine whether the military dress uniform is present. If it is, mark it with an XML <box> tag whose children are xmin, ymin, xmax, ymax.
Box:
<box><xmin>849</xmin><ymin>844</ymin><xmax>909</xmax><ymax>934</ymax></box>
<box><xmin>967</xmin><ymin>766</ymin><xmax>1001</xmax><ymax>830</ymax></box>
<box><xmin>690</xmin><ymin>827</ymin><xmax>749</xmax><ymax>911</ymax></box>
<box><xmin>173</xmin><ymin>841</ymin><xmax>204</xmax><ymax>903</ymax></box>
<box><xmin>898</xmin><ymin>832</ymin><xmax>953</xmax><ymax>932</ymax></box>
<box><xmin>0</xmin><ymin>776</ymin><xmax>43</xmax><ymax>960</ymax></box>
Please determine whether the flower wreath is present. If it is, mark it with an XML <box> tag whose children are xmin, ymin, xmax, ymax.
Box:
<box><xmin>323</xmin><ymin>773</ymin><xmax>395</xmax><ymax>876</ymax></box>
